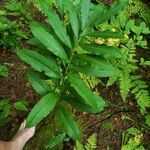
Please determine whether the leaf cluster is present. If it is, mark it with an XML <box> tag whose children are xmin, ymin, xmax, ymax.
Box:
<box><xmin>17</xmin><ymin>0</ymin><xmax>126</xmax><ymax>148</ymax></box>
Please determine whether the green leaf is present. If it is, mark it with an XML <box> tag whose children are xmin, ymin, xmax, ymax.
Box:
<box><xmin>30</xmin><ymin>22</ymin><xmax>68</xmax><ymax>61</ymax></box>
<box><xmin>80</xmin><ymin>44</ymin><xmax>122</xmax><ymax>58</ymax></box>
<box><xmin>45</xmin><ymin>133</ymin><xmax>66</xmax><ymax>149</ymax></box>
<box><xmin>81</xmin><ymin>0</ymin><xmax>90</xmax><ymax>29</ymax></box>
<box><xmin>56</xmin><ymin>0</ymin><xmax>64</xmax><ymax>14</ymax></box>
<box><xmin>86</xmin><ymin>4</ymin><xmax>104</xmax><ymax>27</ymax></box>
<box><xmin>27</xmin><ymin>71</ymin><xmax>51</xmax><ymax>95</ymax></box>
<box><xmin>96</xmin><ymin>1</ymin><xmax>126</xmax><ymax>25</ymax></box>
<box><xmin>102</xmin><ymin>122</ymin><xmax>115</xmax><ymax>132</ymax></box>
<box><xmin>68</xmin><ymin>73</ymin><xmax>106</xmax><ymax>111</ymax></box>
<box><xmin>65</xmin><ymin>96</ymin><xmax>103</xmax><ymax>113</ymax></box>
<box><xmin>58</xmin><ymin>107</ymin><xmax>80</xmax><ymax>140</ymax></box>
<box><xmin>26</xmin><ymin>92</ymin><xmax>59</xmax><ymax>127</ymax></box>
<box><xmin>14</xmin><ymin>100</ymin><xmax>27</xmax><ymax>111</ymax></box>
<box><xmin>146</xmin><ymin>115</ymin><xmax>150</xmax><ymax>127</ymax></box>
<box><xmin>0</xmin><ymin>64</ymin><xmax>8</xmax><ymax>77</ymax></box>
<box><xmin>65</xmin><ymin>1</ymin><xmax>79</xmax><ymax>38</ymax></box>
<box><xmin>36</xmin><ymin>0</ymin><xmax>71</xmax><ymax>48</ymax></box>
<box><xmin>17</xmin><ymin>49</ymin><xmax>60</xmax><ymax>78</ymax></box>
<box><xmin>47</xmin><ymin>10</ymin><xmax>72</xmax><ymax>48</ymax></box>
<box><xmin>71</xmin><ymin>55</ymin><xmax>117</xmax><ymax>77</ymax></box>
<box><xmin>86</xmin><ymin>30</ymin><xmax>123</xmax><ymax>39</ymax></box>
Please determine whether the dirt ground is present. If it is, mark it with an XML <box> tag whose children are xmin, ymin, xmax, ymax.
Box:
<box><xmin>0</xmin><ymin>49</ymin><xmax>150</xmax><ymax>150</ymax></box>
<box><xmin>0</xmin><ymin>0</ymin><xmax>150</xmax><ymax>149</ymax></box>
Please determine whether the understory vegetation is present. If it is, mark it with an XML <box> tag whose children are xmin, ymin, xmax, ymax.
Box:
<box><xmin>0</xmin><ymin>0</ymin><xmax>150</xmax><ymax>149</ymax></box>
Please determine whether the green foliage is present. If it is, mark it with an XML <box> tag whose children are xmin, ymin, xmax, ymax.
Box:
<box><xmin>100</xmin><ymin>0</ymin><xmax>150</xmax><ymax>128</ymax></box>
<box><xmin>130</xmin><ymin>76</ymin><xmax>150</xmax><ymax>114</ymax></box>
<box><xmin>14</xmin><ymin>100</ymin><xmax>27</xmax><ymax>111</ymax></box>
<box><xmin>121</xmin><ymin>127</ymin><xmax>145</xmax><ymax>150</ymax></box>
<box><xmin>0</xmin><ymin>99</ymin><xmax>11</xmax><ymax>126</ymax></box>
<box><xmin>124</xmin><ymin>0</ymin><xmax>150</xmax><ymax>26</ymax></box>
<box><xmin>17</xmin><ymin>0</ymin><xmax>125</xmax><ymax>148</ymax></box>
<box><xmin>26</xmin><ymin>93</ymin><xmax>59</xmax><ymax>127</ymax></box>
<box><xmin>0</xmin><ymin>98</ymin><xmax>29</xmax><ymax>126</ymax></box>
<box><xmin>0</xmin><ymin>64</ymin><xmax>8</xmax><ymax>77</ymax></box>
<box><xmin>101</xmin><ymin>121</ymin><xmax>115</xmax><ymax>132</ymax></box>
<box><xmin>74</xmin><ymin>133</ymin><xmax>97</xmax><ymax>150</ymax></box>
<box><xmin>45</xmin><ymin>133</ymin><xmax>66</xmax><ymax>149</ymax></box>
<box><xmin>0</xmin><ymin>0</ymin><xmax>31</xmax><ymax>50</ymax></box>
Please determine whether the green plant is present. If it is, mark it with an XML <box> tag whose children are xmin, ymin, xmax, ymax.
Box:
<box><xmin>99</xmin><ymin>2</ymin><xmax>150</xmax><ymax>126</ymax></box>
<box><xmin>17</xmin><ymin>0</ymin><xmax>125</xmax><ymax>148</ymax></box>
<box><xmin>121</xmin><ymin>127</ymin><xmax>145</xmax><ymax>150</ymax></box>
<box><xmin>0</xmin><ymin>64</ymin><xmax>8</xmax><ymax>77</ymax></box>
<box><xmin>0</xmin><ymin>0</ymin><xmax>33</xmax><ymax>50</ymax></box>
<box><xmin>14</xmin><ymin>99</ymin><xmax>28</xmax><ymax>111</ymax></box>
<box><xmin>0</xmin><ymin>99</ymin><xmax>11</xmax><ymax>126</ymax></box>
<box><xmin>74</xmin><ymin>133</ymin><xmax>97</xmax><ymax>150</ymax></box>
<box><xmin>0</xmin><ymin>11</ymin><xmax>28</xmax><ymax>50</ymax></box>
<box><xmin>0</xmin><ymin>98</ymin><xmax>28</xmax><ymax>127</ymax></box>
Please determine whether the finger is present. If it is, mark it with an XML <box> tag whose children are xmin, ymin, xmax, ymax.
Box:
<box><xmin>19</xmin><ymin>120</ymin><xmax>26</xmax><ymax>131</ymax></box>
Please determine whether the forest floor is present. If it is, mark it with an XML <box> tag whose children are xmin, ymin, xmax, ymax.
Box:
<box><xmin>0</xmin><ymin>0</ymin><xmax>150</xmax><ymax>150</ymax></box>
<box><xmin>0</xmin><ymin>49</ymin><xmax>150</xmax><ymax>150</ymax></box>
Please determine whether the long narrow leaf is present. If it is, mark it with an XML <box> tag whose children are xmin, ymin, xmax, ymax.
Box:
<box><xmin>27</xmin><ymin>71</ymin><xmax>51</xmax><ymax>95</ymax></box>
<box><xmin>86</xmin><ymin>4</ymin><xmax>104</xmax><ymax>27</ymax></box>
<box><xmin>86</xmin><ymin>30</ymin><xmax>123</xmax><ymax>39</ymax></box>
<box><xmin>26</xmin><ymin>92</ymin><xmax>59</xmax><ymax>127</ymax></box>
<box><xmin>68</xmin><ymin>73</ymin><xmax>106</xmax><ymax>110</ymax></box>
<box><xmin>59</xmin><ymin>107</ymin><xmax>80</xmax><ymax>140</ymax></box>
<box><xmin>65</xmin><ymin>97</ymin><xmax>103</xmax><ymax>113</ymax></box>
<box><xmin>47</xmin><ymin>10</ymin><xmax>72</xmax><ymax>48</ymax></box>
<box><xmin>17</xmin><ymin>49</ymin><xmax>60</xmax><ymax>78</ymax></box>
<box><xmin>81</xmin><ymin>0</ymin><xmax>90</xmax><ymax>29</ymax></box>
<box><xmin>96</xmin><ymin>1</ymin><xmax>126</xmax><ymax>25</ymax></box>
<box><xmin>71</xmin><ymin>55</ymin><xmax>116</xmax><ymax>77</ymax></box>
<box><xmin>36</xmin><ymin>0</ymin><xmax>71</xmax><ymax>48</ymax></box>
<box><xmin>30</xmin><ymin>22</ymin><xmax>68</xmax><ymax>61</ymax></box>
<box><xmin>80</xmin><ymin>44</ymin><xmax>122</xmax><ymax>58</ymax></box>
<box><xmin>45</xmin><ymin>133</ymin><xmax>66</xmax><ymax>149</ymax></box>
<box><xmin>65</xmin><ymin>1</ymin><xmax>79</xmax><ymax>38</ymax></box>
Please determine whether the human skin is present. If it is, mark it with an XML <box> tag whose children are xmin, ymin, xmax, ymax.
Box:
<box><xmin>0</xmin><ymin>120</ymin><xmax>35</xmax><ymax>150</ymax></box>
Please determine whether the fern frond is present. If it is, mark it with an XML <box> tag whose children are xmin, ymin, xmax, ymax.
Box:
<box><xmin>85</xmin><ymin>133</ymin><xmax>97</xmax><ymax>150</ymax></box>
<box><xmin>131</xmin><ymin>76</ymin><xmax>150</xmax><ymax>114</ymax></box>
<box><xmin>119</xmin><ymin>70</ymin><xmax>131</xmax><ymax>101</ymax></box>
<box><xmin>107</xmin><ymin>75</ymin><xmax>119</xmax><ymax>87</ymax></box>
<box><xmin>74</xmin><ymin>141</ymin><xmax>85</xmax><ymax>150</ymax></box>
<box><xmin>74</xmin><ymin>134</ymin><xmax>97</xmax><ymax>150</ymax></box>
<box><xmin>79</xmin><ymin>73</ymin><xmax>100</xmax><ymax>89</ymax></box>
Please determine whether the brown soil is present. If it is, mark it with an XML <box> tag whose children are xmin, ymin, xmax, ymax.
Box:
<box><xmin>0</xmin><ymin>1</ymin><xmax>150</xmax><ymax>150</ymax></box>
<box><xmin>1</xmin><ymin>49</ymin><xmax>150</xmax><ymax>150</ymax></box>
<box><xmin>0</xmin><ymin>49</ymin><xmax>39</xmax><ymax>141</ymax></box>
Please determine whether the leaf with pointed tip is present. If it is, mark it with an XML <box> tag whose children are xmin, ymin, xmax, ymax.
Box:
<box><xmin>86</xmin><ymin>4</ymin><xmax>104</xmax><ymax>28</ymax></box>
<box><xmin>36</xmin><ymin>0</ymin><xmax>71</xmax><ymax>48</ymax></box>
<box><xmin>56</xmin><ymin>0</ymin><xmax>64</xmax><ymax>14</ymax></box>
<box><xmin>17</xmin><ymin>49</ymin><xmax>60</xmax><ymax>78</ymax></box>
<box><xmin>96</xmin><ymin>1</ymin><xmax>126</xmax><ymax>25</ymax></box>
<box><xmin>68</xmin><ymin>73</ymin><xmax>106</xmax><ymax>110</ymax></box>
<box><xmin>81</xmin><ymin>0</ymin><xmax>90</xmax><ymax>29</ymax></box>
<box><xmin>59</xmin><ymin>107</ymin><xmax>80</xmax><ymax>140</ymax></box>
<box><xmin>65</xmin><ymin>1</ymin><xmax>79</xmax><ymax>38</ymax></box>
<box><xmin>71</xmin><ymin>55</ymin><xmax>117</xmax><ymax>77</ymax></box>
<box><xmin>30</xmin><ymin>22</ymin><xmax>68</xmax><ymax>61</ymax></box>
<box><xmin>80</xmin><ymin>44</ymin><xmax>122</xmax><ymax>58</ymax></box>
<box><xmin>27</xmin><ymin>71</ymin><xmax>51</xmax><ymax>95</ymax></box>
<box><xmin>86</xmin><ymin>30</ymin><xmax>123</xmax><ymax>39</ymax></box>
<box><xmin>26</xmin><ymin>93</ymin><xmax>59</xmax><ymax>127</ymax></box>
<box><xmin>45</xmin><ymin>133</ymin><xmax>66</xmax><ymax>149</ymax></box>
<box><xmin>65</xmin><ymin>96</ymin><xmax>105</xmax><ymax>113</ymax></box>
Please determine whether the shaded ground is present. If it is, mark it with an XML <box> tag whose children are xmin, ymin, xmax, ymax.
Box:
<box><xmin>1</xmin><ymin>50</ymin><xmax>150</xmax><ymax>150</ymax></box>
<box><xmin>0</xmin><ymin>0</ymin><xmax>150</xmax><ymax>149</ymax></box>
